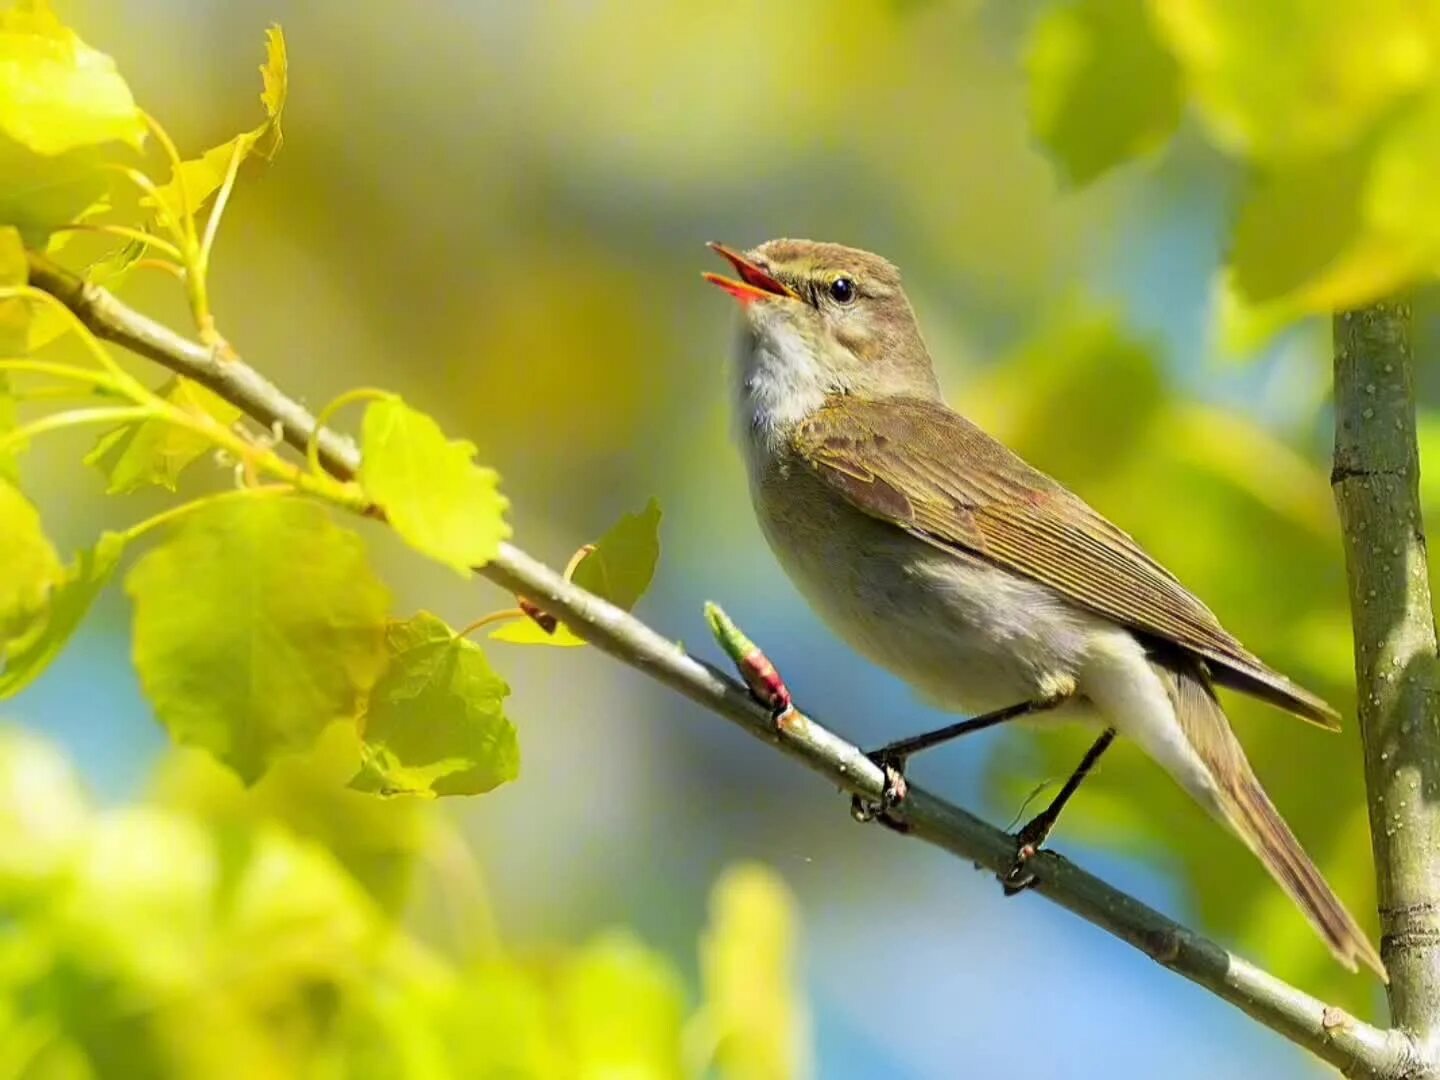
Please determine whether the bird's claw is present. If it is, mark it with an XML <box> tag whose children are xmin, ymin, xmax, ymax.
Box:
<box><xmin>1000</xmin><ymin>819</ymin><xmax>1051</xmax><ymax>895</ymax></box>
<box><xmin>851</xmin><ymin>753</ymin><xmax>908</xmax><ymax>823</ymax></box>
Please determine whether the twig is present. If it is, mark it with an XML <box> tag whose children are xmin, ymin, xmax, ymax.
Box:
<box><xmin>25</xmin><ymin>251</ymin><xmax>1421</xmax><ymax>1079</ymax></box>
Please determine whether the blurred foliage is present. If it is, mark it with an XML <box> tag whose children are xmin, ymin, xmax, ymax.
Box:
<box><xmin>0</xmin><ymin>725</ymin><xmax>810</xmax><ymax>1078</ymax></box>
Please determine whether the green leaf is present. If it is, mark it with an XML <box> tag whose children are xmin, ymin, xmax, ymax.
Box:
<box><xmin>695</xmin><ymin>864</ymin><xmax>809</xmax><ymax>1080</ymax></box>
<box><xmin>84</xmin><ymin>377</ymin><xmax>241</xmax><ymax>494</ymax></box>
<box><xmin>0</xmin><ymin>137</ymin><xmax>109</xmax><ymax>246</ymax></box>
<box><xmin>0</xmin><ymin>530</ymin><xmax>124</xmax><ymax>698</ymax></box>
<box><xmin>1228</xmin><ymin>149</ymin><xmax>1420</xmax><ymax>319</ymax></box>
<box><xmin>491</xmin><ymin>498</ymin><xmax>661</xmax><ymax>648</ymax></box>
<box><xmin>147</xmin><ymin>25</ymin><xmax>286</xmax><ymax>220</ymax></box>
<box><xmin>1366</xmin><ymin>89</ymin><xmax>1440</xmax><ymax>264</ymax></box>
<box><xmin>0</xmin><ymin>477</ymin><xmax>61</xmax><ymax>644</ymax></box>
<box><xmin>0</xmin><ymin>223</ymin><xmax>27</xmax><ymax>355</ymax></box>
<box><xmin>558</xmin><ymin>931</ymin><xmax>686</xmax><ymax>1078</ymax></box>
<box><xmin>350</xmin><ymin>612</ymin><xmax>518</xmax><ymax>797</ymax></box>
<box><xmin>1148</xmin><ymin>0</ymin><xmax>1431</xmax><ymax>160</ymax></box>
<box><xmin>570</xmin><ymin>497</ymin><xmax>662</xmax><ymax>610</ymax></box>
<box><xmin>0</xmin><ymin>0</ymin><xmax>145</xmax><ymax>155</ymax></box>
<box><xmin>1026</xmin><ymin>0</ymin><xmax>1182</xmax><ymax>185</ymax></box>
<box><xmin>360</xmin><ymin>396</ymin><xmax>510</xmax><ymax>575</ymax></box>
<box><xmin>0</xmin><ymin>227</ymin><xmax>21</xmax><ymax>483</ymax></box>
<box><xmin>0</xmin><ymin>373</ymin><xmax>16</xmax><ymax>484</ymax></box>
<box><xmin>127</xmin><ymin>498</ymin><xmax>390</xmax><ymax>784</ymax></box>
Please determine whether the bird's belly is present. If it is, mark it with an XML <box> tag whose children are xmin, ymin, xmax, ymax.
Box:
<box><xmin>750</xmin><ymin>467</ymin><xmax>1099</xmax><ymax>716</ymax></box>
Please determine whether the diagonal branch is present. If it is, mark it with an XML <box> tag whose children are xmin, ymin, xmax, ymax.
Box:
<box><xmin>25</xmin><ymin>252</ymin><xmax>1421</xmax><ymax>1079</ymax></box>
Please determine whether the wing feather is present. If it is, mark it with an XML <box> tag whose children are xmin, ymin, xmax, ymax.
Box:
<box><xmin>792</xmin><ymin>396</ymin><xmax>1340</xmax><ymax>729</ymax></box>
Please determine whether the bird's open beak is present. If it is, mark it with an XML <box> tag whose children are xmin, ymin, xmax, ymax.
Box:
<box><xmin>703</xmin><ymin>242</ymin><xmax>800</xmax><ymax>304</ymax></box>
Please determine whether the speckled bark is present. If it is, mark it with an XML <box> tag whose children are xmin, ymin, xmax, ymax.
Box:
<box><xmin>1334</xmin><ymin>300</ymin><xmax>1440</xmax><ymax>1062</ymax></box>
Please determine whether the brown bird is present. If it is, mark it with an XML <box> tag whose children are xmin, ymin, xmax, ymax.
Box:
<box><xmin>705</xmin><ymin>237</ymin><xmax>1384</xmax><ymax>979</ymax></box>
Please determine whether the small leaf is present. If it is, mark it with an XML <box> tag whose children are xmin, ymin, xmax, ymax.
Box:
<box><xmin>360</xmin><ymin>396</ymin><xmax>510</xmax><ymax>575</ymax></box>
<box><xmin>489</xmin><ymin>617</ymin><xmax>586</xmax><ymax>647</ymax></box>
<box><xmin>350</xmin><ymin>611</ymin><xmax>518</xmax><ymax>797</ymax></box>
<box><xmin>127</xmin><ymin>498</ymin><xmax>390</xmax><ymax>784</ymax></box>
<box><xmin>695</xmin><ymin>863</ymin><xmax>809</xmax><ymax>1080</ymax></box>
<box><xmin>0</xmin><ymin>530</ymin><xmax>124</xmax><ymax>698</ymax></box>
<box><xmin>0</xmin><ymin>477</ymin><xmax>61</xmax><ymax>643</ymax></box>
<box><xmin>1026</xmin><ymin>0</ymin><xmax>1182</xmax><ymax>185</ymax></box>
<box><xmin>147</xmin><ymin>25</ymin><xmax>286</xmax><ymax>220</ymax></box>
<box><xmin>491</xmin><ymin>499</ymin><xmax>660</xmax><ymax>648</ymax></box>
<box><xmin>0</xmin><ymin>0</ymin><xmax>145</xmax><ymax>155</ymax></box>
<box><xmin>570</xmin><ymin>498</ymin><xmax>662</xmax><ymax>611</ymax></box>
<box><xmin>84</xmin><ymin>377</ymin><xmax>241</xmax><ymax>494</ymax></box>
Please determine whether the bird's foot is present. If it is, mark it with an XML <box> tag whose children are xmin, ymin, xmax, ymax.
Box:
<box><xmin>850</xmin><ymin>750</ymin><xmax>908</xmax><ymax>823</ymax></box>
<box><xmin>1000</xmin><ymin>814</ymin><xmax>1054</xmax><ymax>896</ymax></box>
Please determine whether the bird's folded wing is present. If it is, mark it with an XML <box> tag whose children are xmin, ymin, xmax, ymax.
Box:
<box><xmin>791</xmin><ymin>395</ymin><xmax>1340</xmax><ymax>729</ymax></box>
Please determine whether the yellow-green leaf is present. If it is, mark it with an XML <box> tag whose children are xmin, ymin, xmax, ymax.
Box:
<box><xmin>147</xmin><ymin>25</ymin><xmax>286</xmax><ymax>220</ymax></box>
<box><xmin>0</xmin><ymin>373</ymin><xmax>16</xmax><ymax>483</ymax></box>
<box><xmin>1026</xmin><ymin>0</ymin><xmax>1182</xmax><ymax>185</ymax></box>
<box><xmin>0</xmin><ymin>0</ymin><xmax>145</xmax><ymax>155</ymax></box>
<box><xmin>1149</xmin><ymin>0</ymin><xmax>1432</xmax><ymax>160</ymax></box>
<box><xmin>0</xmin><ymin>223</ymin><xmax>26</xmax><ymax>356</ymax></box>
<box><xmin>694</xmin><ymin>864</ymin><xmax>809</xmax><ymax>1080</ymax></box>
<box><xmin>0</xmin><ymin>137</ymin><xmax>109</xmax><ymax>245</ymax></box>
<box><xmin>559</xmin><ymin>931</ymin><xmax>686</xmax><ymax>1078</ymax></box>
<box><xmin>84</xmin><ymin>377</ymin><xmax>241</xmax><ymax>494</ymax></box>
<box><xmin>570</xmin><ymin>498</ymin><xmax>662</xmax><ymax>611</ymax></box>
<box><xmin>491</xmin><ymin>499</ymin><xmax>660</xmax><ymax>648</ymax></box>
<box><xmin>360</xmin><ymin>396</ymin><xmax>510</xmax><ymax>575</ymax></box>
<box><xmin>0</xmin><ymin>530</ymin><xmax>123</xmax><ymax>698</ymax></box>
<box><xmin>350</xmin><ymin>611</ymin><xmax>518</xmax><ymax>797</ymax></box>
<box><xmin>1229</xmin><ymin>150</ymin><xmax>1421</xmax><ymax>320</ymax></box>
<box><xmin>0</xmin><ymin>227</ymin><xmax>22</xmax><ymax>483</ymax></box>
<box><xmin>0</xmin><ymin>478</ymin><xmax>61</xmax><ymax>644</ymax></box>
<box><xmin>127</xmin><ymin>498</ymin><xmax>390</xmax><ymax>784</ymax></box>
<box><xmin>1367</xmin><ymin>89</ymin><xmax>1440</xmax><ymax>262</ymax></box>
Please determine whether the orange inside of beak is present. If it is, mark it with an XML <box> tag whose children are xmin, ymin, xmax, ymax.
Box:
<box><xmin>704</xmin><ymin>242</ymin><xmax>799</xmax><ymax>303</ymax></box>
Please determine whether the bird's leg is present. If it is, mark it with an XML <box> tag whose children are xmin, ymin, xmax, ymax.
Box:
<box><xmin>1001</xmin><ymin>727</ymin><xmax>1116</xmax><ymax>895</ymax></box>
<box><xmin>859</xmin><ymin>692</ymin><xmax>1072</xmax><ymax>812</ymax></box>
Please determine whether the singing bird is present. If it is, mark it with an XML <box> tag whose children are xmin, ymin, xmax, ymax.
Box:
<box><xmin>704</xmin><ymin>238</ymin><xmax>1384</xmax><ymax>978</ymax></box>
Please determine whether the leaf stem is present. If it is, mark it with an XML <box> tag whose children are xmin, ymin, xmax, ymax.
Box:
<box><xmin>49</xmin><ymin>224</ymin><xmax>183</xmax><ymax>261</ymax></box>
<box><xmin>122</xmin><ymin>483</ymin><xmax>293</xmax><ymax>543</ymax></box>
<box><xmin>199</xmin><ymin>139</ymin><xmax>246</xmax><ymax>271</ymax></box>
<box><xmin>0</xmin><ymin>405</ymin><xmax>156</xmax><ymax>454</ymax></box>
<box><xmin>455</xmin><ymin>609</ymin><xmax>526</xmax><ymax>638</ymax></box>
<box><xmin>140</xmin><ymin>111</ymin><xmax>196</xmax><ymax>249</ymax></box>
<box><xmin>0</xmin><ymin>287</ymin><xmax>148</xmax><ymax>395</ymax></box>
<box><xmin>0</xmin><ymin>359</ymin><xmax>128</xmax><ymax>394</ymax></box>
<box><xmin>307</xmin><ymin>387</ymin><xmax>393</xmax><ymax>476</ymax></box>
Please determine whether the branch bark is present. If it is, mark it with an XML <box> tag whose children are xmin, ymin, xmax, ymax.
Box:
<box><xmin>1334</xmin><ymin>300</ymin><xmax>1440</xmax><ymax>1068</ymax></box>
<box><xmin>27</xmin><ymin>253</ymin><xmax>1421</xmax><ymax>1078</ymax></box>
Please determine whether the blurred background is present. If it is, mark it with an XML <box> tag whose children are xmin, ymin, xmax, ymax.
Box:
<box><xmin>10</xmin><ymin>0</ymin><xmax>1438</xmax><ymax>1075</ymax></box>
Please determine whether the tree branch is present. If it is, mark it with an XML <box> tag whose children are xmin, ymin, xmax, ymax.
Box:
<box><xmin>27</xmin><ymin>252</ymin><xmax>1420</xmax><ymax>1078</ymax></box>
<box><xmin>1334</xmin><ymin>301</ymin><xmax>1440</xmax><ymax>1069</ymax></box>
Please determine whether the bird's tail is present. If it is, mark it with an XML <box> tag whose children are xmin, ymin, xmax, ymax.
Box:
<box><xmin>1157</xmin><ymin>657</ymin><xmax>1386</xmax><ymax>980</ymax></box>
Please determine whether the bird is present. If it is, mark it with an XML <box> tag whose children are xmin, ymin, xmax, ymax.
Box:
<box><xmin>703</xmin><ymin>237</ymin><xmax>1385</xmax><ymax>979</ymax></box>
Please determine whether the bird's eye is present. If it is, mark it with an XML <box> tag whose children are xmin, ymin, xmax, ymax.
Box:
<box><xmin>828</xmin><ymin>277</ymin><xmax>856</xmax><ymax>304</ymax></box>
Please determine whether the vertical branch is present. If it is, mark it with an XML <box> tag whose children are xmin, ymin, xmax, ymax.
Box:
<box><xmin>1333</xmin><ymin>299</ymin><xmax>1440</xmax><ymax>1048</ymax></box>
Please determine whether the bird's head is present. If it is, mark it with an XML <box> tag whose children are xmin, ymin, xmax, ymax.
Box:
<box><xmin>705</xmin><ymin>239</ymin><xmax>939</xmax><ymax>425</ymax></box>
